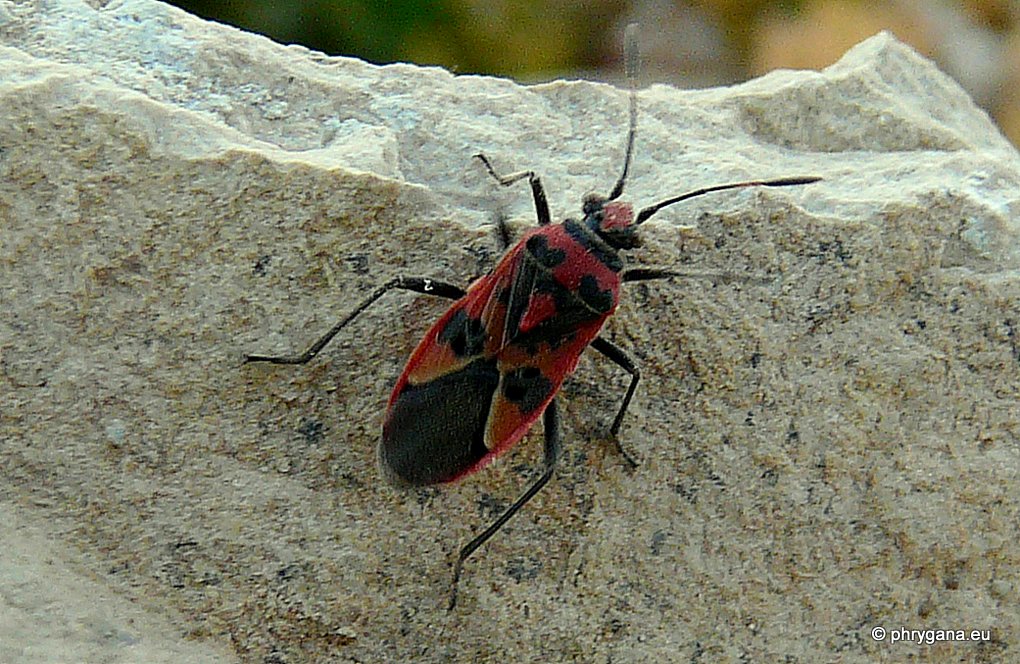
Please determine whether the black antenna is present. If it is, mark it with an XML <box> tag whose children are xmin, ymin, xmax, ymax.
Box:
<box><xmin>634</xmin><ymin>176</ymin><xmax>822</xmax><ymax>225</ymax></box>
<box><xmin>607</xmin><ymin>23</ymin><xmax>640</xmax><ymax>202</ymax></box>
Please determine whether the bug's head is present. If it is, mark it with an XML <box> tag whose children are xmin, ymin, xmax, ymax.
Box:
<box><xmin>582</xmin><ymin>193</ymin><xmax>640</xmax><ymax>250</ymax></box>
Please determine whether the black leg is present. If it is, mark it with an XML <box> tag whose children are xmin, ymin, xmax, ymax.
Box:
<box><xmin>245</xmin><ymin>276</ymin><xmax>466</xmax><ymax>365</ymax></box>
<box><xmin>622</xmin><ymin>267</ymin><xmax>768</xmax><ymax>286</ymax></box>
<box><xmin>449</xmin><ymin>398</ymin><xmax>561</xmax><ymax>610</ymax></box>
<box><xmin>590</xmin><ymin>336</ymin><xmax>640</xmax><ymax>468</ymax></box>
<box><xmin>474</xmin><ymin>153</ymin><xmax>552</xmax><ymax>226</ymax></box>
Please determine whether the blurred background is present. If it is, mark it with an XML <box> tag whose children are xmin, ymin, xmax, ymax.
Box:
<box><xmin>167</xmin><ymin>0</ymin><xmax>1020</xmax><ymax>146</ymax></box>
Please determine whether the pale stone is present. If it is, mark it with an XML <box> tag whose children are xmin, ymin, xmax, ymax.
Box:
<box><xmin>2</xmin><ymin>1</ymin><xmax>1018</xmax><ymax>662</ymax></box>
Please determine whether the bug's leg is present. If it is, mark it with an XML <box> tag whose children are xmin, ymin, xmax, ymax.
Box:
<box><xmin>245</xmin><ymin>276</ymin><xmax>466</xmax><ymax>365</ymax></box>
<box><xmin>590</xmin><ymin>336</ymin><xmax>640</xmax><ymax>469</ymax></box>
<box><xmin>473</xmin><ymin>153</ymin><xmax>552</xmax><ymax>226</ymax></box>
<box><xmin>622</xmin><ymin>267</ymin><xmax>769</xmax><ymax>287</ymax></box>
<box><xmin>608</xmin><ymin>268</ymin><xmax>720</xmax><ymax>457</ymax></box>
<box><xmin>622</xmin><ymin>267</ymin><xmax>684</xmax><ymax>283</ymax></box>
<box><xmin>449</xmin><ymin>398</ymin><xmax>561</xmax><ymax>610</ymax></box>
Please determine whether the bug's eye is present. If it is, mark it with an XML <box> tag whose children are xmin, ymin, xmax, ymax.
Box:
<box><xmin>582</xmin><ymin>193</ymin><xmax>605</xmax><ymax>216</ymax></box>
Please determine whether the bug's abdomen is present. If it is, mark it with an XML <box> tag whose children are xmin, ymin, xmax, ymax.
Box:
<box><xmin>380</xmin><ymin>357</ymin><xmax>500</xmax><ymax>486</ymax></box>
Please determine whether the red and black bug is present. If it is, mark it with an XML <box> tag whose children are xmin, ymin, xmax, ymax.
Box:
<box><xmin>246</xmin><ymin>26</ymin><xmax>819</xmax><ymax>608</ymax></box>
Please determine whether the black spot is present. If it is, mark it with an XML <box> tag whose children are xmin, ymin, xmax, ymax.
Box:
<box><xmin>526</xmin><ymin>235</ymin><xmax>567</xmax><ymax>268</ymax></box>
<box><xmin>344</xmin><ymin>253</ymin><xmax>370</xmax><ymax>275</ymax></box>
<box><xmin>506</xmin><ymin>555</ymin><xmax>542</xmax><ymax>582</ymax></box>
<box><xmin>578</xmin><ymin>275</ymin><xmax>613</xmax><ymax>313</ymax></box>
<box><xmin>438</xmin><ymin>309</ymin><xmax>487</xmax><ymax>357</ymax></box>
<box><xmin>476</xmin><ymin>492</ymin><xmax>503</xmax><ymax>518</ymax></box>
<box><xmin>650</xmin><ymin>530</ymin><xmax>668</xmax><ymax>556</ymax></box>
<box><xmin>297</xmin><ymin>418</ymin><xmax>324</xmax><ymax>445</ymax></box>
<box><xmin>414</xmin><ymin>487</ymin><xmax>439</xmax><ymax>507</ymax></box>
<box><xmin>502</xmin><ymin>366</ymin><xmax>553</xmax><ymax>413</ymax></box>
<box><xmin>812</xmin><ymin>239</ymin><xmax>853</xmax><ymax>264</ymax></box>
<box><xmin>253</xmin><ymin>255</ymin><xmax>271</xmax><ymax>276</ymax></box>
<box><xmin>276</xmin><ymin>563</ymin><xmax>302</xmax><ymax>582</ymax></box>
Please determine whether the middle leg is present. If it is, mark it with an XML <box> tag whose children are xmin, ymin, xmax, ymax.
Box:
<box><xmin>590</xmin><ymin>336</ymin><xmax>641</xmax><ymax>468</ymax></box>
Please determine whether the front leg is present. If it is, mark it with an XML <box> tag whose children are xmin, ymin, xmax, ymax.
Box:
<box><xmin>474</xmin><ymin>153</ymin><xmax>552</xmax><ymax>227</ymax></box>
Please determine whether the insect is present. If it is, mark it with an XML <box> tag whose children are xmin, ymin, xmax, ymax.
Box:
<box><xmin>245</xmin><ymin>25</ymin><xmax>819</xmax><ymax>608</ymax></box>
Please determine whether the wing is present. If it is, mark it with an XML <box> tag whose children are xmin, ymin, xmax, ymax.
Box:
<box><xmin>379</xmin><ymin>251</ymin><xmax>519</xmax><ymax>487</ymax></box>
<box><xmin>398</xmin><ymin>265</ymin><xmax>509</xmax><ymax>388</ymax></box>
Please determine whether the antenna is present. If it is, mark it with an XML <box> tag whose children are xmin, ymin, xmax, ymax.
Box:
<box><xmin>634</xmin><ymin>176</ymin><xmax>822</xmax><ymax>225</ymax></box>
<box><xmin>607</xmin><ymin>23</ymin><xmax>640</xmax><ymax>202</ymax></box>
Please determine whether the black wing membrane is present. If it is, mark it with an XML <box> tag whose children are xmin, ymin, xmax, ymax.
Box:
<box><xmin>382</xmin><ymin>357</ymin><xmax>500</xmax><ymax>485</ymax></box>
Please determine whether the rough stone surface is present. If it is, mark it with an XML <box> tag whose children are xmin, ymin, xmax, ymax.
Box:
<box><xmin>2</xmin><ymin>1</ymin><xmax>1019</xmax><ymax>663</ymax></box>
<box><xmin>0</xmin><ymin>502</ymin><xmax>240</xmax><ymax>663</ymax></box>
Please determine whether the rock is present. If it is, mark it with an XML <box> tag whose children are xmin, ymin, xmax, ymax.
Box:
<box><xmin>0</xmin><ymin>502</ymin><xmax>240</xmax><ymax>663</ymax></box>
<box><xmin>1</xmin><ymin>1</ymin><xmax>1018</xmax><ymax>662</ymax></box>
